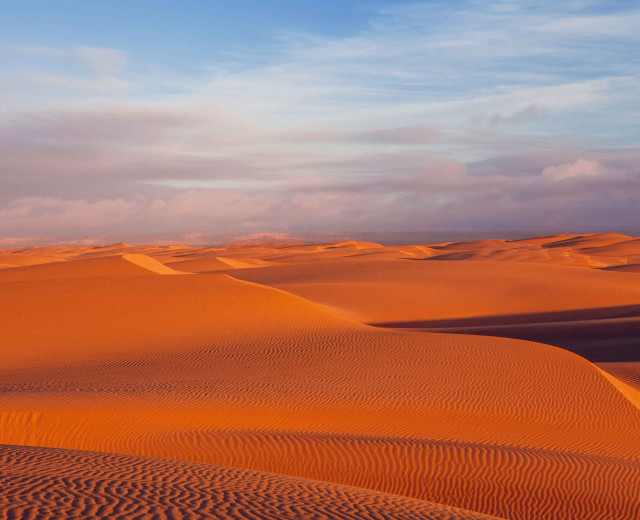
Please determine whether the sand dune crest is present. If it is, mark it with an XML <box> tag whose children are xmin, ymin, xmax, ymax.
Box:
<box><xmin>121</xmin><ymin>253</ymin><xmax>184</xmax><ymax>275</ymax></box>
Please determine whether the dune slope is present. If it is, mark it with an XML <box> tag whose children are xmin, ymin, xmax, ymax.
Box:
<box><xmin>0</xmin><ymin>253</ymin><xmax>181</xmax><ymax>283</ymax></box>
<box><xmin>0</xmin><ymin>444</ymin><xmax>503</xmax><ymax>520</ymax></box>
<box><xmin>0</xmin><ymin>261</ymin><xmax>639</xmax><ymax>519</ymax></box>
<box><xmin>228</xmin><ymin>259</ymin><xmax>640</xmax><ymax>324</ymax></box>
<box><xmin>1</xmin><ymin>236</ymin><xmax>640</xmax><ymax>520</ymax></box>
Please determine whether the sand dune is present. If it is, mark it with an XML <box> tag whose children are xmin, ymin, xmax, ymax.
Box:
<box><xmin>1</xmin><ymin>410</ymin><xmax>638</xmax><ymax>519</ymax></box>
<box><xmin>598</xmin><ymin>362</ymin><xmax>640</xmax><ymax>390</ymax></box>
<box><xmin>0</xmin><ymin>253</ymin><xmax>63</xmax><ymax>268</ymax></box>
<box><xmin>540</xmin><ymin>232</ymin><xmax>633</xmax><ymax>249</ymax></box>
<box><xmin>604</xmin><ymin>263</ymin><xmax>640</xmax><ymax>273</ymax></box>
<box><xmin>506</xmin><ymin>234</ymin><xmax>577</xmax><ymax>247</ymax></box>
<box><xmin>8</xmin><ymin>232</ymin><xmax>638</xmax><ymax>269</ymax></box>
<box><xmin>0</xmin><ymin>253</ymin><xmax>181</xmax><ymax>283</ymax></box>
<box><xmin>422</xmin><ymin>315</ymin><xmax>640</xmax><ymax>362</ymax></box>
<box><xmin>0</xmin><ymin>445</ymin><xmax>501</xmax><ymax>520</ymax></box>
<box><xmin>428</xmin><ymin>247</ymin><xmax>614</xmax><ymax>267</ymax></box>
<box><xmin>595</xmin><ymin>367</ymin><xmax>640</xmax><ymax>409</ymax></box>
<box><xmin>1</xmin><ymin>233</ymin><xmax>639</xmax><ymax>519</ymax></box>
<box><xmin>167</xmin><ymin>255</ymin><xmax>275</xmax><ymax>273</ymax></box>
<box><xmin>578</xmin><ymin>238</ymin><xmax>640</xmax><ymax>256</ymax></box>
<box><xmin>431</xmin><ymin>238</ymin><xmax>522</xmax><ymax>251</ymax></box>
<box><xmin>229</xmin><ymin>258</ymin><xmax>640</xmax><ymax>324</ymax></box>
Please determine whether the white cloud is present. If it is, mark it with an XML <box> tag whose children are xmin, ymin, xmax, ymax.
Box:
<box><xmin>541</xmin><ymin>159</ymin><xmax>606</xmax><ymax>182</ymax></box>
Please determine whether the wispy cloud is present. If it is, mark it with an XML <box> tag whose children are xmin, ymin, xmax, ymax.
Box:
<box><xmin>3</xmin><ymin>44</ymin><xmax>132</xmax><ymax>97</ymax></box>
<box><xmin>11</xmin><ymin>44</ymin><xmax>128</xmax><ymax>74</ymax></box>
<box><xmin>0</xmin><ymin>1</ymin><xmax>639</xmax><ymax>237</ymax></box>
<box><xmin>12</xmin><ymin>72</ymin><xmax>130</xmax><ymax>93</ymax></box>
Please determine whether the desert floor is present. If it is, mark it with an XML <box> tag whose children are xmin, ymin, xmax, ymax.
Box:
<box><xmin>0</xmin><ymin>232</ymin><xmax>639</xmax><ymax>519</ymax></box>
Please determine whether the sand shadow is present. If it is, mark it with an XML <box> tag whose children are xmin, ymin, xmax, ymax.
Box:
<box><xmin>372</xmin><ymin>304</ymin><xmax>640</xmax><ymax>362</ymax></box>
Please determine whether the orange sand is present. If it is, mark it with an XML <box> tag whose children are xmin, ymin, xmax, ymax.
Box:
<box><xmin>0</xmin><ymin>233</ymin><xmax>639</xmax><ymax>519</ymax></box>
<box><xmin>0</xmin><ymin>444</ymin><xmax>501</xmax><ymax>519</ymax></box>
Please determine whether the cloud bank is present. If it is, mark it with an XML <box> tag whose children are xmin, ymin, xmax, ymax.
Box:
<box><xmin>1</xmin><ymin>1</ymin><xmax>639</xmax><ymax>238</ymax></box>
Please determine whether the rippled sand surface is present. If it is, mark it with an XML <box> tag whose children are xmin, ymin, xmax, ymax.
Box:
<box><xmin>1</xmin><ymin>233</ymin><xmax>639</xmax><ymax>519</ymax></box>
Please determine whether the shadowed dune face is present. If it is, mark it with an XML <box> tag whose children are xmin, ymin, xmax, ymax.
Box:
<box><xmin>0</xmin><ymin>233</ymin><xmax>640</xmax><ymax>520</ymax></box>
<box><xmin>604</xmin><ymin>263</ymin><xmax>640</xmax><ymax>273</ymax></box>
<box><xmin>416</xmin><ymin>312</ymin><xmax>640</xmax><ymax>362</ymax></box>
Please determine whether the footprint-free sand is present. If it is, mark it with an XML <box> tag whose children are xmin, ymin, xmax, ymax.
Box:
<box><xmin>1</xmin><ymin>233</ymin><xmax>639</xmax><ymax>519</ymax></box>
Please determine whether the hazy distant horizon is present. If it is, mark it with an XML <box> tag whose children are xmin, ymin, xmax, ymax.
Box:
<box><xmin>2</xmin><ymin>229</ymin><xmax>639</xmax><ymax>248</ymax></box>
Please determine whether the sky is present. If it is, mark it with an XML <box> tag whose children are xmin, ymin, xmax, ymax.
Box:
<box><xmin>1</xmin><ymin>0</ymin><xmax>639</xmax><ymax>239</ymax></box>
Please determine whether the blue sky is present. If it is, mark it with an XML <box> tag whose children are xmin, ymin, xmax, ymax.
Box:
<box><xmin>1</xmin><ymin>1</ymin><xmax>383</xmax><ymax>73</ymax></box>
<box><xmin>1</xmin><ymin>0</ymin><xmax>639</xmax><ymax>238</ymax></box>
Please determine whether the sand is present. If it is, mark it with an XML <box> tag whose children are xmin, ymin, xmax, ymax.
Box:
<box><xmin>0</xmin><ymin>444</ymin><xmax>502</xmax><ymax>520</ymax></box>
<box><xmin>0</xmin><ymin>233</ymin><xmax>639</xmax><ymax>519</ymax></box>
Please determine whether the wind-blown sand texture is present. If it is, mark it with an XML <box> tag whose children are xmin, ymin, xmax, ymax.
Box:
<box><xmin>0</xmin><ymin>233</ymin><xmax>639</xmax><ymax>519</ymax></box>
<box><xmin>0</xmin><ymin>445</ymin><xmax>501</xmax><ymax>520</ymax></box>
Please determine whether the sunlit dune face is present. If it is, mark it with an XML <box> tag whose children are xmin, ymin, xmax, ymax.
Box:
<box><xmin>0</xmin><ymin>233</ymin><xmax>639</xmax><ymax>520</ymax></box>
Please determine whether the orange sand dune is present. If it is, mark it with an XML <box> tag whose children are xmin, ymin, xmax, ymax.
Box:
<box><xmin>1</xmin><ymin>262</ymin><xmax>640</xmax><ymax>519</ymax></box>
<box><xmin>540</xmin><ymin>232</ymin><xmax>633</xmax><ymax>249</ymax></box>
<box><xmin>411</xmin><ymin>233</ymin><xmax>638</xmax><ymax>268</ymax></box>
<box><xmin>598</xmin><ymin>362</ymin><xmax>640</xmax><ymax>391</ymax></box>
<box><xmin>506</xmin><ymin>234</ymin><xmax>577</xmax><ymax>246</ymax></box>
<box><xmin>323</xmin><ymin>240</ymin><xmax>386</xmax><ymax>249</ymax></box>
<box><xmin>229</xmin><ymin>258</ymin><xmax>640</xmax><ymax>324</ymax></box>
<box><xmin>596</xmin><ymin>367</ymin><xmax>640</xmax><ymax>409</ymax></box>
<box><xmin>229</xmin><ymin>256</ymin><xmax>640</xmax><ymax>366</ymax></box>
<box><xmin>428</xmin><ymin>246</ymin><xmax>612</xmax><ymax>267</ymax></box>
<box><xmin>10</xmin><ymin>233</ymin><xmax>639</xmax><ymax>269</ymax></box>
<box><xmin>1</xmin><ymin>233</ymin><xmax>640</xmax><ymax>519</ymax></box>
<box><xmin>167</xmin><ymin>255</ymin><xmax>276</xmax><ymax>273</ymax></box>
<box><xmin>578</xmin><ymin>237</ymin><xmax>640</xmax><ymax>256</ymax></box>
<box><xmin>423</xmin><ymin>315</ymin><xmax>640</xmax><ymax>363</ymax></box>
<box><xmin>0</xmin><ymin>253</ymin><xmax>181</xmax><ymax>283</ymax></box>
<box><xmin>78</xmin><ymin>242</ymin><xmax>135</xmax><ymax>254</ymax></box>
<box><xmin>1</xmin><ymin>404</ymin><xmax>638</xmax><ymax>519</ymax></box>
<box><xmin>4</xmin><ymin>233</ymin><xmax>638</xmax><ymax>269</ymax></box>
<box><xmin>604</xmin><ymin>263</ymin><xmax>640</xmax><ymax>273</ymax></box>
<box><xmin>0</xmin><ymin>253</ymin><xmax>63</xmax><ymax>268</ymax></box>
<box><xmin>430</xmin><ymin>238</ymin><xmax>522</xmax><ymax>251</ymax></box>
<box><xmin>0</xmin><ymin>445</ymin><xmax>501</xmax><ymax>520</ymax></box>
<box><xmin>256</xmin><ymin>246</ymin><xmax>394</xmax><ymax>263</ymax></box>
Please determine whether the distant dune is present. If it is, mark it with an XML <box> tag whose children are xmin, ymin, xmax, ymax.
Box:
<box><xmin>0</xmin><ymin>253</ymin><xmax>181</xmax><ymax>283</ymax></box>
<box><xmin>0</xmin><ymin>233</ymin><xmax>639</xmax><ymax>519</ymax></box>
<box><xmin>6</xmin><ymin>230</ymin><xmax>639</xmax><ymax>248</ymax></box>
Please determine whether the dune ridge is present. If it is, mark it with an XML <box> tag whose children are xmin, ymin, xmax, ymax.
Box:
<box><xmin>1</xmin><ymin>233</ymin><xmax>640</xmax><ymax>519</ymax></box>
<box><xmin>596</xmin><ymin>367</ymin><xmax>640</xmax><ymax>409</ymax></box>
<box><xmin>597</xmin><ymin>362</ymin><xmax>640</xmax><ymax>391</ymax></box>
<box><xmin>0</xmin><ymin>254</ymin><xmax>183</xmax><ymax>283</ymax></box>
